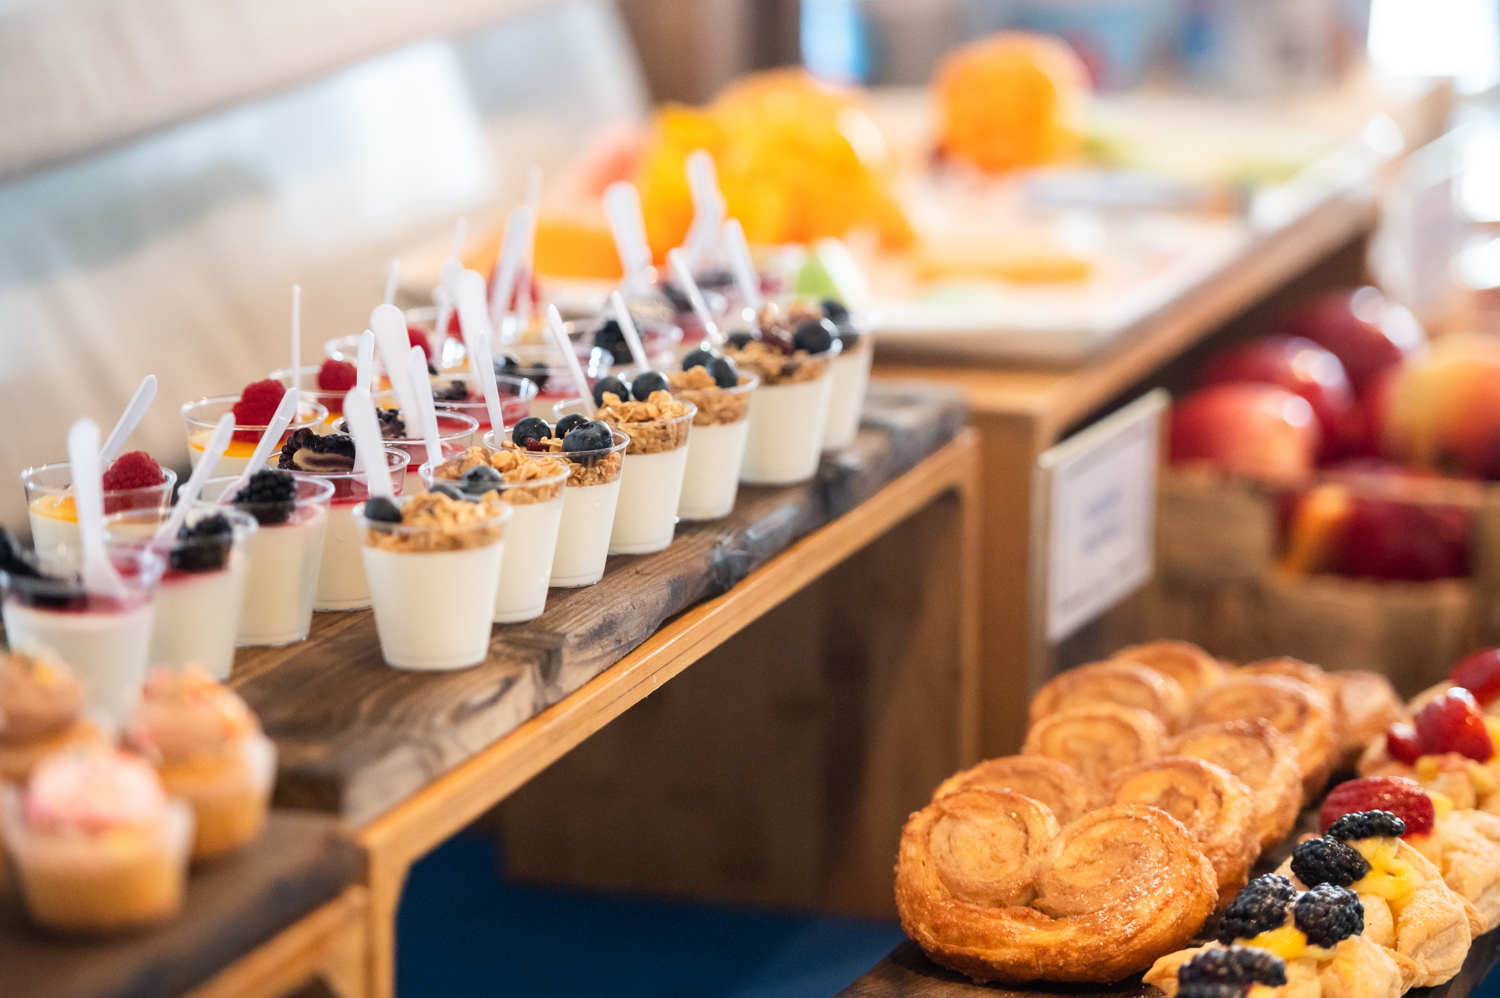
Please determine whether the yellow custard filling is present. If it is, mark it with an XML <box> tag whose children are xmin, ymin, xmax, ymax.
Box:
<box><xmin>1246</xmin><ymin>925</ymin><xmax>1309</xmax><ymax>961</ymax></box>
<box><xmin>1352</xmin><ymin>838</ymin><xmax>1418</xmax><ymax>902</ymax></box>
<box><xmin>30</xmin><ymin>494</ymin><xmax>78</xmax><ymax>522</ymax></box>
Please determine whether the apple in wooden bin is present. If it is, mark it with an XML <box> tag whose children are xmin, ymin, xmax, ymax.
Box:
<box><xmin>1169</xmin><ymin>383</ymin><xmax>1320</xmax><ymax>484</ymax></box>
<box><xmin>1281</xmin><ymin>475</ymin><xmax>1470</xmax><ymax>582</ymax></box>
<box><xmin>1279</xmin><ymin>287</ymin><xmax>1425</xmax><ymax>393</ymax></box>
<box><xmin>1199</xmin><ymin>335</ymin><xmax>1354</xmax><ymax>461</ymax></box>
<box><xmin>1382</xmin><ymin>333</ymin><xmax>1500</xmax><ymax>480</ymax></box>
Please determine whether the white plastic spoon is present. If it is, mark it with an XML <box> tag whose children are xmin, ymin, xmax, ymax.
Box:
<box><xmin>342</xmin><ymin>388</ymin><xmax>394</xmax><ymax>500</ymax></box>
<box><xmin>290</xmin><ymin>285</ymin><xmax>303</xmax><ymax>400</ymax></box>
<box><xmin>68</xmin><ymin>418</ymin><xmax>122</xmax><ymax>596</ymax></box>
<box><xmin>99</xmin><ymin>375</ymin><xmax>158</xmax><ymax>466</ymax></box>
<box><xmin>721</xmin><ymin>218</ymin><xmax>764</xmax><ymax>318</ymax></box>
<box><xmin>547</xmin><ymin>304</ymin><xmax>595</xmax><ymax>418</ymax></box>
<box><xmin>609</xmin><ymin>290</ymin><xmax>650</xmax><ymax>373</ymax></box>
<box><xmin>370</xmin><ymin>304</ymin><xmax>422</xmax><ymax>428</ymax></box>
<box><xmin>356</xmin><ymin>329</ymin><xmax>376</xmax><ymax>393</ymax></box>
<box><xmin>155</xmin><ymin>412</ymin><xmax>233</xmax><ymax>549</ymax></box>
<box><xmin>668</xmin><ymin>248</ymin><xmax>723</xmax><ymax>348</ymax></box>
<box><xmin>408</xmin><ymin>345</ymin><xmax>444</xmax><ymax>471</ymax></box>
<box><xmin>682</xmin><ymin>150</ymin><xmax>725</xmax><ymax>271</ymax></box>
<box><xmin>383</xmin><ymin>259</ymin><xmax>400</xmax><ymax>306</ymax></box>
<box><xmin>219</xmin><ymin>388</ymin><xmax>299</xmax><ymax>504</ymax></box>
<box><xmin>489</xmin><ymin>205</ymin><xmax>532</xmax><ymax>334</ymax></box>
<box><xmin>456</xmin><ymin>269</ymin><xmax>508</xmax><ymax>436</ymax></box>
<box><xmin>517</xmin><ymin>167</ymin><xmax>543</xmax><ymax>326</ymax></box>
<box><xmin>603</xmin><ymin>181</ymin><xmax>654</xmax><ymax>298</ymax></box>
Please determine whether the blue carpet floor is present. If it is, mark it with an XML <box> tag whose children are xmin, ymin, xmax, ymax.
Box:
<box><xmin>396</xmin><ymin>833</ymin><xmax>907</xmax><ymax>998</ymax></box>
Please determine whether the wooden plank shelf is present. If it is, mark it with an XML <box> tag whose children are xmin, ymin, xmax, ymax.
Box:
<box><xmin>230</xmin><ymin>381</ymin><xmax>968</xmax><ymax>827</ymax></box>
<box><xmin>0</xmin><ymin>811</ymin><xmax>362</xmax><ymax>998</ymax></box>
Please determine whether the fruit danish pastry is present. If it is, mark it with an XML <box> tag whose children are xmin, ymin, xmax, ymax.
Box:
<box><xmin>1168</xmin><ymin>719</ymin><xmax>1303</xmax><ymax>851</ymax></box>
<box><xmin>1277</xmin><ymin>812</ymin><xmax>1477</xmax><ymax>987</ymax></box>
<box><xmin>894</xmin><ymin>791</ymin><xmax>1217</xmax><ymax>983</ymax></box>
<box><xmin>1190</xmin><ymin>675</ymin><xmax>1335</xmax><ymax>799</ymax></box>
<box><xmin>1105</xmin><ymin>757</ymin><xmax>1260</xmax><ymax>903</ymax></box>
<box><xmin>1029</xmin><ymin>660</ymin><xmax>1189</xmax><ymax>732</ymax></box>
<box><xmin>932</xmin><ymin>755</ymin><xmax>1093</xmax><ymax>825</ymax></box>
<box><xmin>1360</xmin><ymin>689</ymin><xmax>1500</xmax><ymax>815</ymax></box>
<box><xmin>1323</xmin><ymin>776</ymin><xmax>1500</xmax><ymax>934</ymax></box>
<box><xmin>1021</xmin><ymin>703</ymin><xmax>1165</xmax><ymax>782</ymax></box>
<box><xmin>1112</xmin><ymin>640</ymin><xmax>1226</xmax><ymax>701</ymax></box>
<box><xmin>1146</xmin><ymin>875</ymin><xmax>1408</xmax><ymax>998</ymax></box>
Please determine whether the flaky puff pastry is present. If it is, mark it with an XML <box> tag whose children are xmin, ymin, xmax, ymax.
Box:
<box><xmin>1191</xmin><ymin>676</ymin><xmax>1335</xmax><ymax>800</ymax></box>
<box><xmin>1022</xmin><ymin>704</ymin><xmax>1166</xmax><ymax>783</ymax></box>
<box><xmin>1112</xmin><ymin>640</ymin><xmax>1226</xmax><ymax>701</ymax></box>
<box><xmin>1169</xmin><ymin>719</ymin><xmax>1303</xmax><ymax>852</ymax></box>
<box><xmin>1106</xmin><ymin>757</ymin><xmax>1260</xmax><ymax>903</ymax></box>
<box><xmin>1029</xmin><ymin>661</ymin><xmax>1189</xmax><ymax>732</ymax></box>
<box><xmin>1278</xmin><ymin>838</ymin><xmax>1478</xmax><ymax>988</ymax></box>
<box><xmin>933</xmin><ymin>756</ymin><xmax>1093</xmax><ymax>825</ymax></box>
<box><xmin>1407</xmin><ymin>807</ymin><xmax>1500</xmax><ymax>933</ymax></box>
<box><xmin>895</xmin><ymin>792</ymin><xmax>1217</xmax><ymax>984</ymax></box>
<box><xmin>1330</xmin><ymin>672</ymin><xmax>1402</xmax><ymax>772</ymax></box>
<box><xmin>1146</xmin><ymin>935</ymin><xmax>1408</xmax><ymax>998</ymax></box>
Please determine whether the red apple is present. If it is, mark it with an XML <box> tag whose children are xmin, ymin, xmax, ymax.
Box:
<box><xmin>1280</xmin><ymin>287</ymin><xmax>1425</xmax><ymax>394</ymax></box>
<box><xmin>1200</xmin><ymin>336</ymin><xmax>1354</xmax><ymax>461</ymax></box>
<box><xmin>1383</xmin><ymin>333</ymin><xmax>1500</xmax><ymax>480</ymax></box>
<box><xmin>1170</xmin><ymin>383</ymin><xmax>1320</xmax><ymax>484</ymax></box>
<box><xmin>1337</xmin><ymin>497</ymin><xmax>1469</xmax><ymax>581</ymax></box>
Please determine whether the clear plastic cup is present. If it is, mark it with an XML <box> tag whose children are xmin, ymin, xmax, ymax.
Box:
<box><xmin>104</xmin><ymin>508</ymin><xmax>257</xmax><ymax>681</ymax></box>
<box><xmin>737</xmin><ymin>340</ymin><xmax>841</xmax><ymax>485</ymax></box>
<box><xmin>332</xmin><ymin>410</ymin><xmax>477</xmax><ymax>496</ymax></box>
<box><xmin>670</xmin><ymin>372</ymin><xmax>760</xmax><ymax>521</ymax></box>
<box><xmin>354</xmin><ymin>498</ymin><xmax>512</xmax><ymax>670</ymax></box>
<box><xmin>0</xmin><ymin>548</ymin><xmax>165</xmax><ymax>728</ymax></box>
<box><xmin>22</xmin><ymin>463</ymin><xmax>178</xmax><ymax>576</ymax></box>
<box><xmin>572</xmin><ymin>316</ymin><xmax>683</xmax><ymax>378</ymax></box>
<box><xmin>481</xmin><ymin>428</ymin><xmax>628</xmax><ymax>588</ymax></box>
<box><xmin>197</xmin><ymin>476</ymin><xmax>333</xmax><ymax>646</ymax></box>
<box><xmin>822</xmin><ymin>321</ymin><xmax>876</xmax><ymax>452</ymax></box>
<box><xmin>420</xmin><ymin>456</ymin><xmax>569</xmax><ymax>623</ymax></box>
<box><xmin>269</xmin><ymin>365</ymin><xmax>398</xmax><ymax>423</ymax></box>
<box><xmin>551</xmin><ymin>397</ymin><xmax>696</xmax><ymax>555</ymax></box>
<box><xmin>180</xmin><ymin>397</ymin><xmax>328</xmax><ymax>478</ymax></box>
<box><xmin>430</xmin><ymin>371</ymin><xmax>537</xmax><ymax>436</ymax></box>
<box><xmin>287</xmin><ymin>447</ymin><xmax>410</xmax><ymax>611</ymax></box>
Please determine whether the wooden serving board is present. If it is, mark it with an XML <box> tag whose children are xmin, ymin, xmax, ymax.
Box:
<box><xmin>0</xmin><ymin>811</ymin><xmax>360</xmax><ymax>998</ymax></box>
<box><xmin>230</xmin><ymin>381</ymin><xmax>967</xmax><ymax>826</ymax></box>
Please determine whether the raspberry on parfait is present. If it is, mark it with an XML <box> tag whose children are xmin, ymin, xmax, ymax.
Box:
<box><xmin>182</xmin><ymin>382</ymin><xmax>326</xmax><ymax>471</ymax></box>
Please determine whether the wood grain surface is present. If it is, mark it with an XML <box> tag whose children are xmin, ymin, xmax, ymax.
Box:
<box><xmin>230</xmin><ymin>381</ymin><xmax>967</xmax><ymax>826</ymax></box>
<box><xmin>0</xmin><ymin>811</ymin><xmax>361</xmax><ymax>998</ymax></box>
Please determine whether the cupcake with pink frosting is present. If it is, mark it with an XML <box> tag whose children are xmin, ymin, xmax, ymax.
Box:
<box><xmin>0</xmin><ymin>650</ymin><xmax>106</xmax><ymax>785</ymax></box>
<box><xmin>0</xmin><ymin>748</ymin><xmax>193</xmax><ymax>932</ymax></box>
<box><xmin>125</xmin><ymin>666</ymin><xmax>275</xmax><ymax>860</ymax></box>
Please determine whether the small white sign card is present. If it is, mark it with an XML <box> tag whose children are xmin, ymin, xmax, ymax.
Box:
<box><xmin>1036</xmin><ymin>389</ymin><xmax>1167</xmax><ymax>644</ymax></box>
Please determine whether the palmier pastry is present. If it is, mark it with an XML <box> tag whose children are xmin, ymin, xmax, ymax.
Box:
<box><xmin>1029</xmin><ymin>661</ymin><xmax>1188</xmax><ymax>732</ymax></box>
<box><xmin>1105</xmin><ymin>757</ymin><xmax>1260</xmax><ymax>902</ymax></box>
<box><xmin>895</xmin><ymin>791</ymin><xmax>1217</xmax><ymax>983</ymax></box>
<box><xmin>1111</xmin><ymin>640</ymin><xmax>1225</xmax><ymax>701</ymax></box>
<box><xmin>1331</xmin><ymin>671</ymin><xmax>1402</xmax><ymax>771</ymax></box>
<box><xmin>932</xmin><ymin>756</ymin><xmax>1093</xmax><ymax>825</ymax></box>
<box><xmin>1190</xmin><ymin>675</ymin><xmax>1335</xmax><ymax>799</ymax></box>
<box><xmin>1022</xmin><ymin>704</ymin><xmax>1165</xmax><ymax>783</ymax></box>
<box><xmin>1169</xmin><ymin>719</ymin><xmax>1302</xmax><ymax>851</ymax></box>
<box><xmin>1241</xmin><ymin>657</ymin><xmax>1346</xmax><ymax>750</ymax></box>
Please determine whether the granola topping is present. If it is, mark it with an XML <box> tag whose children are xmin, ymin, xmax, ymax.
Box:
<box><xmin>668</xmin><ymin>368</ymin><xmax>753</xmax><ymax>426</ymax></box>
<box><xmin>725</xmin><ymin>341</ymin><xmax>827</xmax><ymax>386</ymax></box>
<box><xmin>432</xmin><ymin>447</ymin><xmax>568</xmax><ymax>504</ymax></box>
<box><xmin>595</xmin><ymin>391</ymin><xmax>694</xmax><ymax>454</ymax></box>
<box><xmin>363</xmin><ymin>491</ymin><xmax>508</xmax><ymax>553</ymax></box>
<box><xmin>500</xmin><ymin>438</ymin><xmax>624</xmax><ymax>488</ymax></box>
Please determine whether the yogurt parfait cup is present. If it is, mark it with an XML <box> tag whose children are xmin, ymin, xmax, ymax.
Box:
<box><xmin>199</xmin><ymin>476</ymin><xmax>333</xmax><ymax>646</ymax></box>
<box><xmin>22</xmin><ymin>463</ymin><xmax>178</xmax><ymax>576</ymax></box>
<box><xmin>290</xmin><ymin>447</ymin><xmax>410</xmax><ymax>611</ymax></box>
<box><xmin>667</xmin><ymin>369</ymin><xmax>760</xmax><ymax>521</ymax></box>
<box><xmin>0</xmin><ymin>548</ymin><xmax>165</xmax><ymax>727</ymax></box>
<box><xmin>482</xmin><ymin>428</ymin><xmax>627</xmax><ymax>588</ymax></box>
<box><xmin>573</xmin><ymin>317</ymin><xmax>683</xmax><ymax>379</ymax></box>
<box><xmin>430</xmin><ymin>371</ymin><xmax>537</xmax><ymax>436</ymax></box>
<box><xmin>822</xmin><ymin>321</ymin><xmax>875</xmax><ymax>452</ymax></box>
<box><xmin>334</xmin><ymin>410</ymin><xmax>476</xmax><ymax>496</ymax></box>
<box><xmin>181</xmin><ymin>397</ymin><xmax>327</xmax><ymax>478</ymax></box>
<box><xmin>104</xmin><ymin>508</ymin><xmax>257</xmax><ymax>681</ymax></box>
<box><xmin>270</xmin><ymin>365</ymin><xmax>398</xmax><ymax>422</ymax></box>
<box><xmin>354</xmin><ymin>494</ymin><xmax>512</xmax><ymax>670</ymax></box>
<box><xmin>422</xmin><ymin>450</ymin><xmax>570</xmax><ymax>623</ymax></box>
<box><xmin>728</xmin><ymin>340</ymin><xmax>841</xmax><ymax>485</ymax></box>
<box><xmin>553</xmin><ymin>394</ymin><xmax>696</xmax><ymax>556</ymax></box>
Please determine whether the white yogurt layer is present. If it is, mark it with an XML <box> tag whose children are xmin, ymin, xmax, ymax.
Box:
<box><xmin>149</xmin><ymin>551</ymin><xmax>250</xmax><ymax>680</ymax></box>
<box><xmin>678</xmin><ymin>419</ymin><xmax>750</xmax><ymax>521</ymax></box>
<box><xmin>609</xmin><ymin>445</ymin><xmax>691</xmax><ymax>555</ymax></box>
<box><xmin>822</xmin><ymin>338</ymin><xmax>873</xmax><ymax>452</ymax></box>
<box><xmin>188</xmin><ymin>431</ymin><xmax>255</xmax><ymax>479</ymax></box>
<box><xmin>316</xmin><ymin>501</ymin><xmax>373</xmax><ymax>610</ymax></box>
<box><xmin>494</xmin><ymin>497</ymin><xmax>564</xmax><ymax>623</ymax></box>
<box><xmin>237</xmin><ymin>506</ymin><xmax>327</xmax><ymax>645</ymax></box>
<box><xmin>2</xmin><ymin>599</ymin><xmax>155</xmax><ymax>727</ymax></box>
<box><xmin>549</xmin><ymin>479</ymin><xmax>622</xmax><ymax>588</ymax></box>
<box><xmin>27</xmin><ymin>509</ymin><xmax>80</xmax><ymax>575</ymax></box>
<box><xmin>740</xmin><ymin>373</ymin><xmax>834</xmax><ymax>485</ymax></box>
<box><xmin>362</xmin><ymin>542</ymin><xmax>505</xmax><ymax>670</ymax></box>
